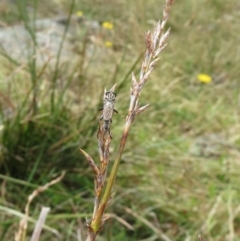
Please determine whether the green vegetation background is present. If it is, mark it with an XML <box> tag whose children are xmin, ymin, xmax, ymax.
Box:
<box><xmin>0</xmin><ymin>0</ymin><xmax>240</xmax><ymax>240</ymax></box>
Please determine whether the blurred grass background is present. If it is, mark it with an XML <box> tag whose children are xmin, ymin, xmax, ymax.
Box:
<box><xmin>0</xmin><ymin>0</ymin><xmax>240</xmax><ymax>240</ymax></box>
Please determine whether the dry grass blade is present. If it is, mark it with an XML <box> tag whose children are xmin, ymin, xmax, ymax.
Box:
<box><xmin>104</xmin><ymin>213</ymin><xmax>134</xmax><ymax>231</ymax></box>
<box><xmin>30</xmin><ymin>207</ymin><xmax>50</xmax><ymax>241</ymax></box>
<box><xmin>0</xmin><ymin>205</ymin><xmax>59</xmax><ymax>235</ymax></box>
<box><xmin>79</xmin><ymin>148</ymin><xmax>99</xmax><ymax>175</ymax></box>
<box><xmin>15</xmin><ymin>171</ymin><xmax>65</xmax><ymax>241</ymax></box>
<box><xmin>197</xmin><ymin>234</ymin><xmax>206</xmax><ymax>241</ymax></box>
<box><xmin>227</xmin><ymin>193</ymin><xmax>234</xmax><ymax>241</ymax></box>
<box><xmin>124</xmin><ymin>207</ymin><xmax>171</xmax><ymax>241</ymax></box>
<box><xmin>200</xmin><ymin>194</ymin><xmax>222</xmax><ymax>233</ymax></box>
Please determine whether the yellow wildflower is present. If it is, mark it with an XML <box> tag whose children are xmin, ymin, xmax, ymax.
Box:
<box><xmin>102</xmin><ymin>21</ymin><xmax>113</xmax><ymax>30</ymax></box>
<box><xmin>76</xmin><ymin>11</ymin><xmax>83</xmax><ymax>17</ymax></box>
<box><xmin>104</xmin><ymin>41</ymin><xmax>113</xmax><ymax>48</ymax></box>
<box><xmin>197</xmin><ymin>74</ymin><xmax>212</xmax><ymax>83</ymax></box>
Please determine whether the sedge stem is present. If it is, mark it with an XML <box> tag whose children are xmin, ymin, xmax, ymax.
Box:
<box><xmin>91</xmin><ymin>122</ymin><xmax>131</xmax><ymax>232</ymax></box>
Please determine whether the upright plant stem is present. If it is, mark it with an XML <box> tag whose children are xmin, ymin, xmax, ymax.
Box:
<box><xmin>84</xmin><ymin>1</ymin><xmax>175</xmax><ymax>240</ymax></box>
<box><xmin>91</xmin><ymin>121</ymin><xmax>131</xmax><ymax>232</ymax></box>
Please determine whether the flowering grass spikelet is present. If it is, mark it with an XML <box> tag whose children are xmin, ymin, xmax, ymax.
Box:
<box><xmin>102</xmin><ymin>21</ymin><xmax>114</xmax><ymax>30</ymax></box>
<box><xmin>197</xmin><ymin>74</ymin><xmax>212</xmax><ymax>83</ymax></box>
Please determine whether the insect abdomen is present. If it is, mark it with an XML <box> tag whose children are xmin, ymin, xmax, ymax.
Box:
<box><xmin>103</xmin><ymin>119</ymin><xmax>110</xmax><ymax>130</ymax></box>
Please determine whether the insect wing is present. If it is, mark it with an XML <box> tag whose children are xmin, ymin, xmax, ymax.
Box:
<box><xmin>103</xmin><ymin>101</ymin><xmax>115</xmax><ymax>120</ymax></box>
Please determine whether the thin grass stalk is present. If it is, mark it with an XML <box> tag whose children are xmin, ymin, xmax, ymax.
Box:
<box><xmin>50</xmin><ymin>0</ymin><xmax>75</xmax><ymax>113</ymax></box>
<box><xmin>198</xmin><ymin>234</ymin><xmax>206</xmax><ymax>241</ymax></box>
<box><xmin>15</xmin><ymin>172</ymin><xmax>65</xmax><ymax>241</ymax></box>
<box><xmin>17</xmin><ymin>0</ymin><xmax>38</xmax><ymax>115</ymax></box>
<box><xmin>30</xmin><ymin>207</ymin><xmax>50</xmax><ymax>241</ymax></box>
<box><xmin>89</xmin><ymin>121</ymin><xmax>131</xmax><ymax>234</ymax></box>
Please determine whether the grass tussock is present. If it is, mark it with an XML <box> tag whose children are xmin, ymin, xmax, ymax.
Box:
<box><xmin>0</xmin><ymin>0</ymin><xmax>240</xmax><ymax>240</ymax></box>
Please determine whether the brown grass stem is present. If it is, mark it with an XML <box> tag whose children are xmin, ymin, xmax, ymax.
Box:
<box><xmin>90</xmin><ymin>121</ymin><xmax>131</xmax><ymax>233</ymax></box>
<box><xmin>15</xmin><ymin>171</ymin><xmax>65</xmax><ymax>241</ymax></box>
<box><xmin>198</xmin><ymin>234</ymin><xmax>206</xmax><ymax>241</ymax></box>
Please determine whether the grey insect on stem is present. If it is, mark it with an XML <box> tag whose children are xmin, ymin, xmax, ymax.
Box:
<box><xmin>100</xmin><ymin>84</ymin><xmax>118</xmax><ymax>137</ymax></box>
